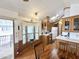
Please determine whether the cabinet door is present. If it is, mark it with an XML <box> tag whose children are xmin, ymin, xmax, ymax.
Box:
<box><xmin>73</xmin><ymin>17</ymin><xmax>79</xmax><ymax>31</ymax></box>
<box><xmin>65</xmin><ymin>20</ymin><xmax>70</xmax><ymax>30</ymax></box>
<box><xmin>62</xmin><ymin>18</ymin><xmax>70</xmax><ymax>32</ymax></box>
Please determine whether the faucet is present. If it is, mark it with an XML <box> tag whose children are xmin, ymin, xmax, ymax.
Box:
<box><xmin>67</xmin><ymin>32</ymin><xmax>70</xmax><ymax>38</ymax></box>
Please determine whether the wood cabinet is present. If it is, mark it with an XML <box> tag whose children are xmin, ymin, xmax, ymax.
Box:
<box><xmin>62</xmin><ymin>15</ymin><xmax>79</xmax><ymax>32</ymax></box>
<box><xmin>62</xmin><ymin>17</ymin><xmax>71</xmax><ymax>32</ymax></box>
<box><xmin>73</xmin><ymin>16</ymin><xmax>79</xmax><ymax>31</ymax></box>
<box><xmin>42</xmin><ymin>16</ymin><xmax>53</xmax><ymax>32</ymax></box>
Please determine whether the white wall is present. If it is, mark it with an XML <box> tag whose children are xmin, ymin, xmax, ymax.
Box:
<box><xmin>14</xmin><ymin>20</ymin><xmax>23</xmax><ymax>43</ymax></box>
<box><xmin>70</xmin><ymin>32</ymin><xmax>79</xmax><ymax>40</ymax></box>
<box><xmin>70</xmin><ymin>4</ymin><xmax>79</xmax><ymax>16</ymax></box>
<box><xmin>0</xmin><ymin>8</ymin><xmax>18</xmax><ymax>19</ymax></box>
<box><xmin>63</xmin><ymin>4</ymin><xmax>79</xmax><ymax>17</ymax></box>
<box><xmin>62</xmin><ymin>32</ymin><xmax>79</xmax><ymax>40</ymax></box>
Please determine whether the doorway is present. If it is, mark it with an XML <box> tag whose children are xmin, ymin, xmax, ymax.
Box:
<box><xmin>0</xmin><ymin>19</ymin><xmax>14</xmax><ymax>59</ymax></box>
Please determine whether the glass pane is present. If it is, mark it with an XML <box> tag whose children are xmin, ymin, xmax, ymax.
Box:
<box><xmin>35</xmin><ymin>26</ymin><xmax>39</xmax><ymax>32</ymax></box>
<box><xmin>35</xmin><ymin>34</ymin><xmax>39</xmax><ymax>39</ymax></box>
<box><xmin>23</xmin><ymin>35</ymin><xmax>26</xmax><ymax>44</ymax></box>
<box><xmin>74</xmin><ymin>18</ymin><xmax>79</xmax><ymax>30</ymax></box>
<box><xmin>27</xmin><ymin>26</ymin><xmax>34</xmax><ymax>33</ymax></box>
<box><xmin>65</xmin><ymin>21</ymin><xmax>69</xmax><ymax>30</ymax></box>
<box><xmin>27</xmin><ymin>33</ymin><xmax>34</xmax><ymax>41</ymax></box>
<box><xmin>0</xmin><ymin>19</ymin><xmax>13</xmax><ymax>34</ymax></box>
<box><xmin>22</xmin><ymin>26</ymin><xmax>27</xmax><ymax>44</ymax></box>
<box><xmin>23</xmin><ymin>27</ymin><xmax>26</xmax><ymax>34</ymax></box>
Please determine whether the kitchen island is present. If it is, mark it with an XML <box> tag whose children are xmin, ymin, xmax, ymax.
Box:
<box><xmin>56</xmin><ymin>35</ymin><xmax>79</xmax><ymax>43</ymax></box>
<box><xmin>55</xmin><ymin>35</ymin><xmax>79</xmax><ymax>58</ymax></box>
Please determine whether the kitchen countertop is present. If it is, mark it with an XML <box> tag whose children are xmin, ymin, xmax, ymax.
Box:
<box><xmin>42</xmin><ymin>32</ymin><xmax>52</xmax><ymax>36</ymax></box>
<box><xmin>56</xmin><ymin>35</ymin><xmax>79</xmax><ymax>43</ymax></box>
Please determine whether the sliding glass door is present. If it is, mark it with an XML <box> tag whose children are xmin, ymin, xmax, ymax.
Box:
<box><xmin>0</xmin><ymin>19</ymin><xmax>14</xmax><ymax>59</ymax></box>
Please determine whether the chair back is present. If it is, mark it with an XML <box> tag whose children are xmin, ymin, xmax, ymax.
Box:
<box><xmin>33</xmin><ymin>40</ymin><xmax>44</xmax><ymax>59</ymax></box>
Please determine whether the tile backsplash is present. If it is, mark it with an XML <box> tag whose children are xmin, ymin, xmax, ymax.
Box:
<box><xmin>62</xmin><ymin>32</ymin><xmax>79</xmax><ymax>40</ymax></box>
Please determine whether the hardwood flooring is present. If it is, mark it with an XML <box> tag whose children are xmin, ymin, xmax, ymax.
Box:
<box><xmin>16</xmin><ymin>43</ymin><xmax>77</xmax><ymax>59</ymax></box>
<box><xmin>16</xmin><ymin>47</ymin><xmax>35</xmax><ymax>59</ymax></box>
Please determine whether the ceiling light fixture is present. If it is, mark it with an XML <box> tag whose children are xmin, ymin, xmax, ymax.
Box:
<box><xmin>35</xmin><ymin>12</ymin><xmax>38</xmax><ymax>16</ymax></box>
<box><xmin>23</xmin><ymin>0</ymin><xmax>29</xmax><ymax>2</ymax></box>
<box><xmin>31</xmin><ymin>12</ymin><xmax>39</xmax><ymax>22</ymax></box>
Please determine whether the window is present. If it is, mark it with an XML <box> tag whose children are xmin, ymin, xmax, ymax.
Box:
<box><xmin>27</xmin><ymin>25</ymin><xmax>39</xmax><ymax>41</ymax></box>
<box><xmin>35</xmin><ymin>26</ymin><xmax>39</xmax><ymax>39</ymax></box>
<box><xmin>22</xmin><ymin>26</ymin><xmax>27</xmax><ymax>44</ymax></box>
<box><xmin>22</xmin><ymin>23</ymin><xmax>39</xmax><ymax>42</ymax></box>
<box><xmin>27</xmin><ymin>26</ymin><xmax>34</xmax><ymax>41</ymax></box>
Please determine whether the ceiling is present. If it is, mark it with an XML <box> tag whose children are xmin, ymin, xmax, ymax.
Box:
<box><xmin>0</xmin><ymin>0</ymin><xmax>79</xmax><ymax>19</ymax></box>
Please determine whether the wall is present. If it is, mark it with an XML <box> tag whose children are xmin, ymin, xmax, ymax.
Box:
<box><xmin>62</xmin><ymin>32</ymin><xmax>79</xmax><ymax>40</ymax></box>
<box><xmin>70</xmin><ymin>32</ymin><xmax>79</xmax><ymax>40</ymax></box>
<box><xmin>14</xmin><ymin>20</ymin><xmax>23</xmax><ymax>43</ymax></box>
<box><xmin>70</xmin><ymin>4</ymin><xmax>79</xmax><ymax>16</ymax></box>
<box><xmin>63</xmin><ymin>4</ymin><xmax>79</xmax><ymax>17</ymax></box>
<box><xmin>0</xmin><ymin>8</ymin><xmax>18</xmax><ymax>19</ymax></box>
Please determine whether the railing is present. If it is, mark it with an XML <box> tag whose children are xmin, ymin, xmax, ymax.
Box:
<box><xmin>0</xmin><ymin>35</ymin><xmax>13</xmax><ymax>47</ymax></box>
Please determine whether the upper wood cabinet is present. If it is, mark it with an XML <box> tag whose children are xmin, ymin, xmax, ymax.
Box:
<box><xmin>62</xmin><ymin>17</ymin><xmax>71</xmax><ymax>32</ymax></box>
<box><xmin>62</xmin><ymin>15</ymin><xmax>79</xmax><ymax>32</ymax></box>
<box><xmin>73</xmin><ymin>16</ymin><xmax>79</xmax><ymax>31</ymax></box>
<box><xmin>42</xmin><ymin>16</ymin><xmax>53</xmax><ymax>32</ymax></box>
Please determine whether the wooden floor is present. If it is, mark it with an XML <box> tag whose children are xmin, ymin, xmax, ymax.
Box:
<box><xmin>16</xmin><ymin>43</ymin><xmax>59</xmax><ymax>59</ymax></box>
<box><xmin>16</xmin><ymin>46</ymin><xmax>35</xmax><ymax>59</ymax></box>
<box><xmin>16</xmin><ymin>47</ymin><xmax>35</xmax><ymax>59</ymax></box>
<box><xmin>16</xmin><ymin>43</ymin><xmax>77</xmax><ymax>59</ymax></box>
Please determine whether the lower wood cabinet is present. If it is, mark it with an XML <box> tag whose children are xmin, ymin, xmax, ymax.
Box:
<box><xmin>56</xmin><ymin>39</ymin><xmax>79</xmax><ymax>58</ymax></box>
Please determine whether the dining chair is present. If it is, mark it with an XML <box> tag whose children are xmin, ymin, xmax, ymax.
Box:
<box><xmin>33</xmin><ymin>40</ymin><xmax>44</xmax><ymax>59</ymax></box>
<box><xmin>33</xmin><ymin>40</ymin><xmax>52</xmax><ymax>59</ymax></box>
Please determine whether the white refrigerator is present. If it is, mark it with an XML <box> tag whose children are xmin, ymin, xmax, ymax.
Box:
<box><xmin>51</xmin><ymin>27</ymin><xmax>58</xmax><ymax>39</ymax></box>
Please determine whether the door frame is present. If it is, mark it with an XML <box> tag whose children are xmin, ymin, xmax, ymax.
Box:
<box><xmin>0</xmin><ymin>18</ymin><xmax>15</xmax><ymax>59</ymax></box>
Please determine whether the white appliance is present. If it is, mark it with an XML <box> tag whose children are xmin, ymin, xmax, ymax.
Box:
<box><xmin>51</xmin><ymin>27</ymin><xmax>58</xmax><ymax>39</ymax></box>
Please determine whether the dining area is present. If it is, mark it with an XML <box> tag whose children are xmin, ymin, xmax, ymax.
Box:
<box><xmin>16</xmin><ymin>36</ymin><xmax>59</xmax><ymax>59</ymax></box>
